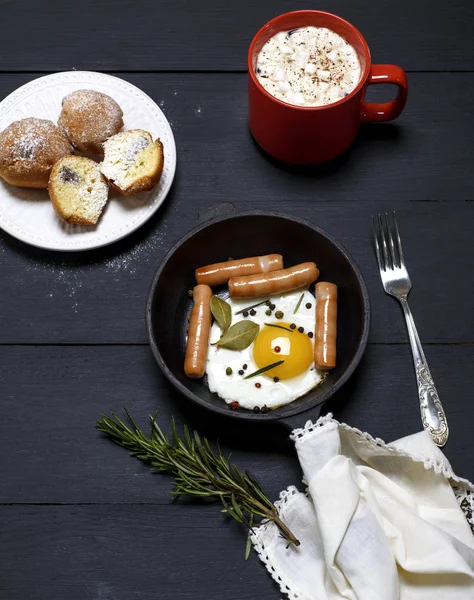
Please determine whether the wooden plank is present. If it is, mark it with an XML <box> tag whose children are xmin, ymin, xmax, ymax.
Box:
<box><xmin>0</xmin><ymin>0</ymin><xmax>473</xmax><ymax>71</ymax></box>
<box><xmin>0</xmin><ymin>73</ymin><xmax>473</xmax><ymax>344</ymax></box>
<box><xmin>0</xmin><ymin>504</ymin><xmax>278</xmax><ymax>600</ymax></box>
<box><xmin>0</xmin><ymin>344</ymin><xmax>472</xmax><ymax>504</ymax></box>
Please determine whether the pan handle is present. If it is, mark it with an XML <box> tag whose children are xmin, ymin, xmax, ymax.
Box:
<box><xmin>277</xmin><ymin>404</ymin><xmax>324</xmax><ymax>433</ymax></box>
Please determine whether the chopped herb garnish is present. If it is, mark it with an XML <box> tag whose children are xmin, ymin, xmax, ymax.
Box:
<box><xmin>235</xmin><ymin>299</ymin><xmax>269</xmax><ymax>315</ymax></box>
<box><xmin>244</xmin><ymin>360</ymin><xmax>284</xmax><ymax>380</ymax></box>
<box><xmin>293</xmin><ymin>293</ymin><xmax>305</xmax><ymax>314</ymax></box>
<box><xmin>264</xmin><ymin>323</ymin><xmax>294</xmax><ymax>333</ymax></box>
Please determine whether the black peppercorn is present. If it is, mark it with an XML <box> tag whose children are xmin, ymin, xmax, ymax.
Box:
<box><xmin>266</xmin><ymin>300</ymin><xmax>271</xmax><ymax>306</ymax></box>
<box><xmin>275</xmin><ymin>310</ymin><xmax>283</xmax><ymax>319</ymax></box>
<box><xmin>253</xmin><ymin>406</ymin><xmax>261</xmax><ymax>413</ymax></box>
<box><xmin>298</xmin><ymin>326</ymin><xmax>304</xmax><ymax>333</ymax></box>
<box><xmin>308</xmin><ymin>332</ymin><xmax>314</xmax><ymax>339</ymax></box>
<box><xmin>273</xmin><ymin>376</ymin><xmax>279</xmax><ymax>383</ymax></box>
<box><xmin>226</xmin><ymin>367</ymin><xmax>232</xmax><ymax>376</ymax></box>
<box><xmin>306</xmin><ymin>303</ymin><xmax>312</xmax><ymax>309</ymax></box>
<box><xmin>265</xmin><ymin>309</ymin><xmax>272</xmax><ymax>316</ymax></box>
<box><xmin>270</xmin><ymin>303</ymin><xmax>276</xmax><ymax>310</ymax></box>
<box><xmin>243</xmin><ymin>364</ymin><xmax>248</xmax><ymax>370</ymax></box>
<box><xmin>261</xmin><ymin>405</ymin><xmax>270</xmax><ymax>413</ymax></box>
<box><xmin>250</xmin><ymin>309</ymin><xmax>256</xmax><ymax>316</ymax></box>
<box><xmin>238</xmin><ymin>369</ymin><xmax>244</xmax><ymax>376</ymax></box>
<box><xmin>290</xmin><ymin>323</ymin><xmax>296</xmax><ymax>329</ymax></box>
<box><xmin>230</xmin><ymin>401</ymin><xmax>239</xmax><ymax>410</ymax></box>
<box><xmin>243</xmin><ymin>310</ymin><xmax>249</xmax><ymax>317</ymax></box>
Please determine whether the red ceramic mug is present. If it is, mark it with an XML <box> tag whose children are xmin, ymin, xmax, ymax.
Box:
<box><xmin>248</xmin><ymin>10</ymin><xmax>408</xmax><ymax>164</ymax></box>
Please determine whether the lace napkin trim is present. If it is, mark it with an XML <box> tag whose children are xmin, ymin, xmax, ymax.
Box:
<box><xmin>251</xmin><ymin>486</ymin><xmax>302</xmax><ymax>600</ymax></box>
<box><xmin>291</xmin><ymin>414</ymin><xmax>474</xmax><ymax>490</ymax></box>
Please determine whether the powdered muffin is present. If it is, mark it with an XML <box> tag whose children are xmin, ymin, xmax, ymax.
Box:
<box><xmin>49</xmin><ymin>155</ymin><xmax>109</xmax><ymax>225</ymax></box>
<box><xmin>58</xmin><ymin>90</ymin><xmax>123</xmax><ymax>154</ymax></box>
<box><xmin>100</xmin><ymin>129</ymin><xmax>164</xmax><ymax>196</ymax></box>
<box><xmin>0</xmin><ymin>118</ymin><xmax>72</xmax><ymax>188</ymax></box>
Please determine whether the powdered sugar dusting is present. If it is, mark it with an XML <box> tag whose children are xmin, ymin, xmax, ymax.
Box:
<box><xmin>104</xmin><ymin>220</ymin><xmax>168</xmax><ymax>276</ymax></box>
<box><xmin>10</xmin><ymin>220</ymin><xmax>169</xmax><ymax>312</ymax></box>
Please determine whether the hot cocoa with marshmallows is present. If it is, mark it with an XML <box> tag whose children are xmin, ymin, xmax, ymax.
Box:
<box><xmin>256</xmin><ymin>26</ymin><xmax>361</xmax><ymax>107</ymax></box>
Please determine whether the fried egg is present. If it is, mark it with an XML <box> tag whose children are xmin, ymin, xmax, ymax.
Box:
<box><xmin>205</xmin><ymin>288</ymin><xmax>325</xmax><ymax>410</ymax></box>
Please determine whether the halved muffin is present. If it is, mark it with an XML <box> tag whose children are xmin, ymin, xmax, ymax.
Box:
<box><xmin>49</xmin><ymin>156</ymin><xmax>109</xmax><ymax>225</ymax></box>
<box><xmin>100</xmin><ymin>129</ymin><xmax>164</xmax><ymax>196</ymax></box>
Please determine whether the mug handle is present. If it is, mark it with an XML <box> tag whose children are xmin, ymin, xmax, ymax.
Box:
<box><xmin>361</xmin><ymin>64</ymin><xmax>408</xmax><ymax>122</ymax></box>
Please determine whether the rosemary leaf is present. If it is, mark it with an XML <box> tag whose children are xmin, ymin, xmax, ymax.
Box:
<box><xmin>235</xmin><ymin>299</ymin><xmax>269</xmax><ymax>315</ymax></box>
<box><xmin>243</xmin><ymin>360</ymin><xmax>284</xmax><ymax>379</ymax></box>
<box><xmin>293</xmin><ymin>293</ymin><xmax>305</xmax><ymax>314</ymax></box>
<box><xmin>245</xmin><ymin>514</ymin><xmax>254</xmax><ymax>561</ymax></box>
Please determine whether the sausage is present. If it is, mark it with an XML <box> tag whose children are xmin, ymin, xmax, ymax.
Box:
<box><xmin>195</xmin><ymin>254</ymin><xmax>283</xmax><ymax>286</ymax></box>
<box><xmin>314</xmin><ymin>282</ymin><xmax>338</xmax><ymax>370</ymax></box>
<box><xmin>184</xmin><ymin>284</ymin><xmax>213</xmax><ymax>378</ymax></box>
<box><xmin>228</xmin><ymin>262</ymin><xmax>319</xmax><ymax>299</ymax></box>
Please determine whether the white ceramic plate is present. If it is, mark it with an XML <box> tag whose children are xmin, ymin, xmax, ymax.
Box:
<box><xmin>0</xmin><ymin>71</ymin><xmax>176</xmax><ymax>251</ymax></box>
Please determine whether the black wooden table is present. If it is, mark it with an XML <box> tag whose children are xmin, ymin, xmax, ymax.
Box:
<box><xmin>1</xmin><ymin>1</ymin><xmax>473</xmax><ymax>598</ymax></box>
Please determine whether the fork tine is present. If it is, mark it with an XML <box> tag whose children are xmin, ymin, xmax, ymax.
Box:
<box><xmin>392</xmin><ymin>211</ymin><xmax>405</xmax><ymax>266</ymax></box>
<box><xmin>372</xmin><ymin>214</ymin><xmax>385</xmax><ymax>271</ymax></box>
<box><xmin>377</xmin><ymin>213</ymin><xmax>391</xmax><ymax>270</ymax></box>
<box><xmin>385</xmin><ymin>212</ymin><xmax>399</xmax><ymax>268</ymax></box>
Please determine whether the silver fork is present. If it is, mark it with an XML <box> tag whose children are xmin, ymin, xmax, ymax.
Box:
<box><xmin>372</xmin><ymin>212</ymin><xmax>449</xmax><ymax>447</ymax></box>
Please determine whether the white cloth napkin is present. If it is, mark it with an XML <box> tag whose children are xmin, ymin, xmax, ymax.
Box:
<box><xmin>251</xmin><ymin>414</ymin><xmax>474</xmax><ymax>600</ymax></box>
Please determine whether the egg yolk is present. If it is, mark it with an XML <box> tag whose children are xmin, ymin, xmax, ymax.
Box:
<box><xmin>253</xmin><ymin>322</ymin><xmax>313</xmax><ymax>380</ymax></box>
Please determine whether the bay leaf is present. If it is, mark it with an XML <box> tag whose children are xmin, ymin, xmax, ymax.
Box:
<box><xmin>213</xmin><ymin>320</ymin><xmax>259</xmax><ymax>351</ymax></box>
<box><xmin>210</xmin><ymin>295</ymin><xmax>232</xmax><ymax>332</ymax></box>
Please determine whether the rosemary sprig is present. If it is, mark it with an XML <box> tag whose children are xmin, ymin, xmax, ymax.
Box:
<box><xmin>96</xmin><ymin>410</ymin><xmax>300</xmax><ymax>549</ymax></box>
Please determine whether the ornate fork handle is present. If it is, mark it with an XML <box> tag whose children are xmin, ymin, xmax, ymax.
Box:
<box><xmin>399</xmin><ymin>297</ymin><xmax>449</xmax><ymax>447</ymax></box>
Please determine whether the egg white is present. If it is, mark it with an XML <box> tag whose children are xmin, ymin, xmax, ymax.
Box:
<box><xmin>205</xmin><ymin>288</ymin><xmax>325</xmax><ymax>410</ymax></box>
